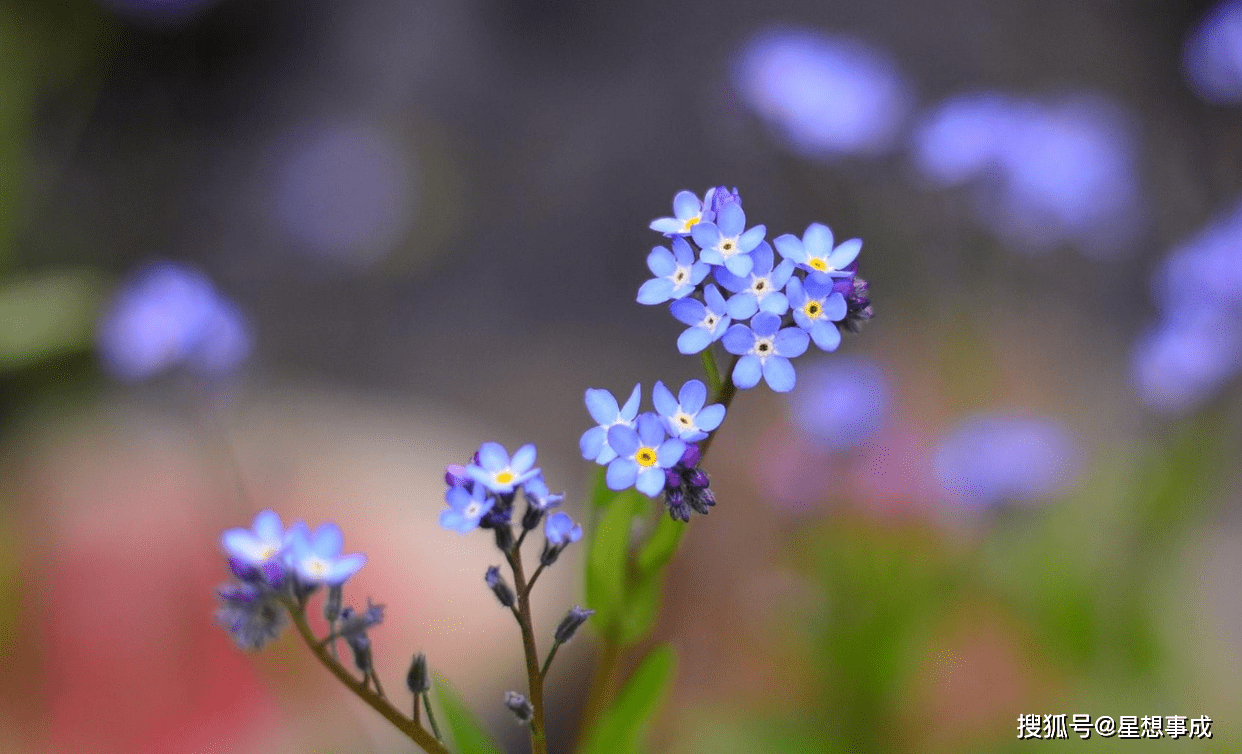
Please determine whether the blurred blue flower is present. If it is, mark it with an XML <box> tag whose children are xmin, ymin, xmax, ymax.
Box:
<box><xmin>221</xmin><ymin>510</ymin><xmax>288</xmax><ymax>568</ymax></box>
<box><xmin>1184</xmin><ymin>0</ymin><xmax>1242</xmax><ymax>103</ymax></box>
<box><xmin>522</xmin><ymin>474</ymin><xmax>564</xmax><ymax>511</ymax></box>
<box><xmin>714</xmin><ymin>242</ymin><xmax>795</xmax><ymax>319</ymax></box>
<box><xmin>670</xmin><ymin>284</ymin><xmax>731</xmax><ymax>354</ymax></box>
<box><xmin>787</xmin><ymin>275</ymin><xmax>847</xmax><ymax>352</ymax></box>
<box><xmin>933</xmin><ymin>414</ymin><xmax>1081</xmax><ymax>508</ymax></box>
<box><xmin>439</xmin><ymin>483</ymin><xmax>496</xmax><ymax>533</ymax></box>
<box><xmin>786</xmin><ymin>356</ymin><xmax>889</xmax><ymax>448</ymax></box>
<box><xmin>285</xmin><ymin>522</ymin><xmax>367</xmax><ymax>586</ymax></box>
<box><xmin>722</xmin><ymin>312</ymin><xmax>809</xmax><ymax>392</ymax></box>
<box><xmin>467</xmin><ymin>443</ymin><xmax>540</xmax><ymax>494</ymax></box>
<box><xmin>269</xmin><ymin>121</ymin><xmax>414</xmax><ymax>265</ymax></box>
<box><xmin>911</xmin><ymin>92</ymin><xmax>1143</xmax><ymax>257</ymax></box>
<box><xmin>581</xmin><ymin>385</ymin><xmax>642</xmax><ymax>464</ymax></box>
<box><xmin>733</xmin><ymin>27</ymin><xmax>912</xmax><ymax>158</ymax></box>
<box><xmin>605</xmin><ymin>413</ymin><xmax>687</xmax><ymax>496</ymax></box>
<box><xmin>773</xmin><ymin>223</ymin><xmax>861</xmax><ymax>276</ymax></box>
<box><xmin>691</xmin><ymin>203</ymin><xmax>767</xmax><ymax>277</ymax></box>
<box><xmin>1155</xmin><ymin>197</ymin><xmax>1242</xmax><ymax>310</ymax></box>
<box><xmin>214</xmin><ymin>582</ymin><xmax>287</xmax><ymax>651</ymax></box>
<box><xmin>652</xmin><ymin>379</ymin><xmax>726</xmax><ymax>442</ymax></box>
<box><xmin>97</xmin><ymin>262</ymin><xmax>251</xmax><ymax>381</ymax></box>
<box><xmin>637</xmin><ymin>236</ymin><xmax>710</xmax><ymax>305</ymax></box>
<box><xmin>544</xmin><ymin>511</ymin><xmax>583</xmax><ymax>546</ymax></box>
<box><xmin>649</xmin><ymin>189</ymin><xmax>715</xmax><ymax>236</ymax></box>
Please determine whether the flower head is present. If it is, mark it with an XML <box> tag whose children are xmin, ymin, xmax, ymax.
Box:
<box><xmin>661</xmin><ymin>444</ymin><xmax>715</xmax><ymax>521</ymax></box>
<box><xmin>521</xmin><ymin>474</ymin><xmax>564</xmax><ymax>511</ymax></box>
<box><xmin>690</xmin><ymin>203</ymin><xmax>767</xmax><ymax>277</ymax></box>
<box><xmin>544</xmin><ymin>511</ymin><xmax>583</xmax><ymax>546</ymax></box>
<box><xmin>773</xmin><ymin>223</ymin><xmax>861</xmax><ymax>276</ymax></box>
<box><xmin>221</xmin><ymin>510</ymin><xmax>289</xmax><ymax>568</ymax></box>
<box><xmin>787</xmin><ymin>275</ymin><xmax>848</xmax><ymax>351</ymax></box>
<box><xmin>286</xmin><ymin>522</ymin><xmax>367</xmax><ymax>586</ymax></box>
<box><xmin>669</xmin><ymin>284</ymin><xmax>731</xmax><ymax>355</ymax></box>
<box><xmin>714</xmin><ymin>241</ymin><xmax>796</xmax><ymax>319</ymax></box>
<box><xmin>605</xmin><ymin>413</ymin><xmax>687</xmax><ymax>497</ymax></box>
<box><xmin>708</xmin><ymin>186</ymin><xmax>742</xmax><ymax>216</ymax></box>
<box><xmin>722</xmin><ymin>312</ymin><xmax>810</xmax><ymax>392</ymax></box>
<box><xmin>649</xmin><ymin>189</ymin><xmax>714</xmax><ymax>236</ymax></box>
<box><xmin>214</xmin><ymin>582</ymin><xmax>288</xmax><ymax>651</ymax></box>
<box><xmin>467</xmin><ymin>442</ymin><xmax>540</xmax><ymax>494</ymax></box>
<box><xmin>439</xmin><ymin>483</ymin><xmax>496</xmax><ymax>533</ymax></box>
<box><xmin>337</xmin><ymin>599</ymin><xmax>386</xmax><ymax>637</ymax></box>
<box><xmin>637</xmin><ymin>236</ymin><xmax>711</xmax><ymax>305</ymax></box>
<box><xmin>652</xmin><ymin>379</ymin><xmax>726</xmax><ymax>442</ymax></box>
<box><xmin>580</xmin><ymin>385</ymin><xmax>641</xmax><ymax>464</ymax></box>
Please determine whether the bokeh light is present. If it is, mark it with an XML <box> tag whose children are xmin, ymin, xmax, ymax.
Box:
<box><xmin>785</xmin><ymin>356</ymin><xmax>890</xmax><ymax>449</ymax></box>
<box><xmin>1184</xmin><ymin>0</ymin><xmax>1242</xmax><ymax>104</ymax></box>
<box><xmin>933</xmin><ymin>413</ymin><xmax>1081</xmax><ymax>509</ymax></box>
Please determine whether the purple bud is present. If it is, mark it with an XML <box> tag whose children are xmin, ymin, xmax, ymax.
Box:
<box><xmin>503</xmin><ymin>691</ymin><xmax>534</xmax><ymax>724</ymax></box>
<box><xmin>679</xmin><ymin>444</ymin><xmax>702</xmax><ymax>468</ymax></box>
<box><xmin>553</xmin><ymin>605</ymin><xmax>594</xmax><ymax>644</ymax></box>
<box><xmin>445</xmin><ymin>464</ymin><xmax>470</xmax><ymax>487</ymax></box>
<box><xmin>260</xmin><ymin>560</ymin><xmax>287</xmax><ymax>590</ymax></box>
<box><xmin>485</xmin><ymin>566</ymin><xmax>515</xmax><ymax>608</ymax></box>
<box><xmin>709</xmin><ymin>186</ymin><xmax>742</xmax><ymax>215</ymax></box>
<box><xmin>686</xmin><ymin>468</ymin><xmax>710</xmax><ymax>489</ymax></box>
<box><xmin>229</xmin><ymin>557</ymin><xmax>261</xmax><ymax>582</ymax></box>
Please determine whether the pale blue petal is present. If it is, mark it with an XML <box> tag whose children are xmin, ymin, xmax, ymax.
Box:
<box><xmin>670</xmin><ymin>298</ymin><xmax>706</xmax><ymax>326</ymax></box>
<box><xmin>763</xmin><ymin>356</ymin><xmax>797</xmax><ymax>392</ymax></box>
<box><xmin>803</xmin><ymin>273</ymin><xmax>835</xmax><ymax>298</ymax></box>
<box><xmin>773</xmin><ymin>233</ymin><xmax>807</xmax><ymax>263</ymax></box>
<box><xmin>749</xmin><ymin>241</ymin><xmax>774</xmax><ymax>274</ymax></box>
<box><xmin>620</xmin><ymin>384</ymin><xmax>642</xmax><ymax>419</ymax></box>
<box><xmin>726</xmin><ymin>292</ymin><xmax>759</xmax><ymax>320</ymax></box>
<box><xmin>803</xmin><ymin>223</ymin><xmax>834</xmax><ymax>258</ymax></box>
<box><xmin>723</xmin><ymin>252</ymin><xmax>754</xmax><ymax>277</ymax></box>
<box><xmin>811</xmin><ymin>321</ymin><xmax>842</xmax><ymax>352</ymax></box>
<box><xmin>689</xmin><ymin>262</ymin><xmax>710</xmax><ymax>285</ymax></box>
<box><xmin>657</xmin><ymin>438</ymin><xmax>687</xmax><ymax>467</ymax></box>
<box><xmin>672</xmin><ymin>190</ymin><xmax>700</xmax><ymax>219</ymax></box>
<box><xmin>710</xmin><ymin>315</ymin><xmax>732</xmax><ymax>339</ymax></box>
<box><xmin>476</xmin><ymin>442</ymin><xmax>508</xmax><ymax>471</ymax></box>
<box><xmin>585</xmin><ymin>388</ymin><xmax>620</xmax><ymax>424</ymax></box>
<box><xmin>635</xmin><ymin>467</ymin><xmax>665</xmax><ymax>497</ymax></box>
<box><xmin>733</xmin><ymin>354</ymin><xmax>762</xmax><ymax>389</ymax></box>
<box><xmin>696</xmin><ymin>403</ymin><xmax>726</xmax><ymax>431</ymax></box>
<box><xmin>823</xmin><ymin>292</ymin><xmax>848</xmax><ymax>320</ymax></box>
<box><xmin>325</xmin><ymin>554</ymin><xmax>367</xmax><ymax>584</ymax></box>
<box><xmin>679</xmin><ymin>379</ymin><xmax>707</xmax><ymax>413</ymax></box>
<box><xmin>445</xmin><ymin>485</ymin><xmax>472</xmax><ymax>509</ymax></box>
<box><xmin>636</xmin><ymin>413</ymin><xmax>667</xmax><ymax>446</ymax></box>
<box><xmin>738</xmin><ymin>225</ymin><xmax>766</xmax><ymax>253</ymax></box>
<box><xmin>722</xmin><ymin>324</ymin><xmax>755</xmax><ymax>355</ymax></box>
<box><xmin>792</xmin><ymin>306</ymin><xmax>813</xmax><ymax>330</ymax></box>
<box><xmin>649</xmin><ymin>218</ymin><xmax>682</xmax><ymax>234</ymax></box>
<box><xmin>647</xmin><ymin>247</ymin><xmax>677</xmax><ymax>276</ymax></box>
<box><xmin>774</xmin><ymin>327</ymin><xmax>810</xmax><ymax>357</ymax></box>
<box><xmin>828</xmin><ymin>239</ymin><xmax>862</xmax><ymax>269</ymax></box>
<box><xmin>678</xmin><ymin>327</ymin><xmax>713</xmax><ymax>354</ymax></box>
<box><xmin>222</xmin><ymin>530</ymin><xmax>267</xmax><ymax>563</ymax></box>
<box><xmin>638</xmin><ymin>278</ymin><xmax>675</xmax><ymax>304</ymax></box>
<box><xmin>652</xmin><ymin>381</ymin><xmax>678</xmax><ymax>417</ymax></box>
<box><xmin>465</xmin><ymin>465</ymin><xmax>492</xmax><ymax>487</ymax></box>
<box><xmin>311</xmin><ymin>523</ymin><xmax>343</xmax><ymax>558</ymax></box>
<box><xmin>759</xmin><ymin>292</ymin><xmax>789</xmax><ymax>316</ymax></box>
<box><xmin>607</xmin><ymin>424</ymin><xmax>640</xmax><ymax>456</ymax></box>
<box><xmin>606</xmin><ymin>458</ymin><xmax>639</xmax><ymax>490</ymax></box>
<box><xmin>703</xmin><ymin>284</ymin><xmax>727</xmax><ymax>313</ymax></box>
<box><xmin>596</xmin><ymin>446</ymin><xmax>618</xmax><ymax>465</ymax></box>
<box><xmin>252</xmin><ymin>510</ymin><xmax>284</xmax><ymax>543</ymax></box>
<box><xmin>786</xmin><ymin>277</ymin><xmax>806</xmax><ymax>307</ymax></box>
<box><xmin>770</xmin><ymin>260</ymin><xmax>796</xmax><ymax>289</ymax></box>
<box><xmin>439</xmin><ymin>509</ymin><xmax>476</xmax><ymax>533</ymax></box>
<box><xmin>713</xmin><ymin>266</ymin><xmax>747</xmax><ymax>294</ymax></box>
<box><xmin>691</xmin><ymin>223</ymin><xmax>720</xmax><ymax>249</ymax></box>
<box><xmin>511</xmin><ymin>444</ymin><xmax>537</xmax><ymax>474</ymax></box>
<box><xmin>717</xmin><ymin>203</ymin><xmax>745</xmax><ymax>237</ymax></box>
<box><xmin>751</xmin><ymin>311</ymin><xmax>781</xmax><ymax>337</ymax></box>
<box><xmin>670</xmin><ymin>236</ymin><xmax>696</xmax><ymax>265</ymax></box>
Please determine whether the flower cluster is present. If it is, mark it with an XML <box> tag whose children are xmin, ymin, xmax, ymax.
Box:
<box><xmin>580</xmin><ymin>380</ymin><xmax>724</xmax><ymax>519</ymax></box>
<box><xmin>643</xmin><ymin>187</ymin><xmax>872</xmax><ymax>393</ymax></box>
<box><xmin>215</xmin><ymin>510</ymin><xmax>368</xmax><ymax>653</ymax></box>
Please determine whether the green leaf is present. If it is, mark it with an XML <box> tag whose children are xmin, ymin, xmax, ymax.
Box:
<box><xmin>585</xmin><ymin>486</ymin><xmax>646</xmax><ymax>633</ymax></box>
<box><xmin>579</xmin><ymin>644</ymin><xmax>676</xmax><ymax>754</ymax></box>
<box><xmin>0</xmin><ymin>270</ymin><xmax>105</xmax><ymax>371</ymax></box>
<box><xmin>431</xmin><ymin>676</ymin><xmax>502</xmax><ymax>754</ymax></box>
<box><xmin>617</xmin><ymin>570</ymin><xmax>663</xmax><ymax>646</ymax></box>
<box><xmin>634</xmin><ymin>513</ymin><xmax>685</xmax><ymax>576</ymax></box>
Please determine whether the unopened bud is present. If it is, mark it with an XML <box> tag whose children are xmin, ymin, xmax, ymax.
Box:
<box><xmin>407</xmin><ymin>652</ymin><xmax>430</xmax><ymax>694</ymax></box>
<box><xmin>493</xmin><ymin>524</ymin><xmax>515</xmax><ymax>553</ymax></box>
<box><xmin>553</xmin><ymin>605</ymin><xmax>594</xmax><ymax>645</ymax></box>
<box><xmin>503</xmin><ymin>691</ymin><xmax>533</xmax><ymax>724</ymax></box>
<box><xmin>485</xmin><ymin>566</ymin><xmax>515</xmax><ymax>608</ymax></box>
<box><xmin>347</xmin><ymin>632</ymin><xmax>372</xmax><ymax>673</ymax></box>
<box><xmin>323</xmin><ymin>585</ymin><xmax>343</xmax><ymax>623</ymax></box>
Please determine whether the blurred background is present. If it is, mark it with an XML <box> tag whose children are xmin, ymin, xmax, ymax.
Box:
<box><xmin>1</xmin><ymin>0</ymin><xmax>1241</xmax><ymax>752</ymax></box>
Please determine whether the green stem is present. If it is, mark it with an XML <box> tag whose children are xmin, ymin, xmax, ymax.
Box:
<box><xmin>285</xmin><ymin>605</ymin><xmax>450</xmax><ymax>754</ymax></box>
<box><xmin>540</xmin><ymin>640</ymin><xmax>562</xmax><ymax>680</ymax></box>
<box><xmin>506</xmin><ymin>548</ymin><xmax>549</xmax><ymax>754</ymax></box>
<box><xmin>421</xmin><ymin>691</ymin><xmax>444</xmax><ymax>742</ymax></box>
<box><xmin>699</xmin><ymin>348</ymin><xmax>723</xmax><ymax>397</ymax></box>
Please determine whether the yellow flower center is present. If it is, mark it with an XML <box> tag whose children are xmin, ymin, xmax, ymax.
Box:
<box><xmin>804</xmin><ymin>301</ymin><xmax>822</xmax><ymax>319</ymax></box>
<box><xmin>809</xmin><ymin>258</ymin><xmax>829</xmax><ymax>272</ymax></box>
<box><xmin>495</xmin><ymin>470</ymin><xmax>515</xmax><ymax>485</ymax></box>
<box><xmin>681</xmin><ymin>216</ymin><xmax>701</xmax><ymax>233</ymax></box>
<box><xmin>307</xmin><ymin>559</ymin><xmax>328</xmax><ymax>577</ymax></box>
<box><xmin>635</xmin><ymin>447</ymin><xmax>658</xmax><ymax>467</ymax></box>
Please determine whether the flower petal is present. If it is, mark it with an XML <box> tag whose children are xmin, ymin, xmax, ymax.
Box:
<box><xmin>656</xmin><ymin>438</ymin><xmax>687</xmax><ymax>467</ymax></box>
<box><xmin>803</xmin><ymin>223</ymin><xmax>834</xmax><ymax>258</ymax></box>
<box><xmin>672</xmin><ymin>190</ymin><xmax>701</xmax><ymax>219</ymax></box>
<box><xmin>828</xmin><ymin>238</ymin><xmax>862</xmax><ymax>269</ymax></box>
<box><xmin>670</xmin><ymin>298</ymin><xmax>706</xmax><ymax>326</ymax></box>
<box><xmin>690</xmin><ymin>222</ymin><xmax>720</xmax><ymax>249</ymax></box>
<box><xmin>773</xmin><ymin>233</ymin><xmax>806</xmax><ymax>262</ymax></box>
<box><xmin>679</xmin><ymin>379</ymin><xmax>707</xmax><ymax>413</ymax></box>
<box><xmin>636</xmin><ymin>467</ymin><xmax>665</xmax><ymax>497</ymax></box>
<box><xmin>637</xmin><ymin>278</ymin><xmax>675</xmax><ymax>305</ymax></box>
<box><xmin>606</xmin><ymin>458</ymin><xmax>639</xmax><ymax>491</ymax></box>
<box><xmin>252</xmin><ymin>510</ymin><xmax>284</xmax><ymax>543</ymax></box>
<box><xmin>722</xmin><ymin>324</ymin><xmax>755</xmax><ymax>355</ymax></box>
<box><xmin>646</xmin><ymin>246</ymin><xmax>677</xmax><ymax>277</ymax></box>
<box><xmin>580</xmin><ymin>425</ymin><xmax>607</xmax><ymax>461</ymax></box>
<box><xmin>726</xmin><ymin>292</ymin><xmax>759</xmax><ymax>320</ymax></box>
<box><xmin>584</xmin><ymin>388</ymin><xmax>620</xmax><ymax>424</ymax></box>
<box><xmin>620</xmin><ymin>384</ymin><xmax>642</xmax><ymax>419</ymax></box>
<box><xmin>607</xmin><ymin>424</ymin><xmax>640</xmax><ymax>456</ymax></box>
<box><xmin>740</xmin><ymin>227</ymin><xmax>768</xmax><ymax>254</ymax></box>
<box><xmin>759</xmin><ymin>291</ymin><xmax>789</xmax><ymax>316</ymax></box>
<box><xmin>636</xmin><ymin>413</ymin><xmax>667</xmax><ymax>446</ymax></box>
<box><xmin>751</xmin><ymin>311</ymin><xmax>781</xmax><ymax>337</ymax></box>
<box><xmin>221</xmin><ymin>530</ymin><xmax>267</xmax><ymax>563</ymax></box>
<box><xmin>723</xmin><ymin>252</ymin><xmax>754</xmax><ymax>277</ymax></box>
<box><xmin>677</xmin><ymin>327</ymin><xmax>713</xmax><ymax>354</ymax></box>
<box><xmin>511</xmin><ymin>444</ymin><xmax>537</xmax><ymax>474</ymax></box>
<box><xmin>774</xmin><ymin>326</ymin><xmax>810</xmax><ymax>357</ymax></box>
<box><xmin>823</xmin><ymin>291</ymin><xmax>848</xmax><ymax>320</ymax></box>
<box><xmin>649</xmin><ymin>218</ymin><xmax>682</xmax><ymax>234</ymax></box>
<box><xmin>703</xmin><ymin>284</ymin><xmax>727</xmax><ymax>313</ymax></box>
<box><xmin>476</xmin><ymin>442</ymin><xmax>508</xmax><ymax>471</ymax></box>
<box><xmin>811</xmin><ymin>321</ymin><xmax>842</xmax><ymax>352</ymax></box>
<box><xmin>670</xmin><ymin>235</ymin><xmax>696</xmax><ymax>265</ymax></box>
<box><xmin>652</xmin><ymin>381</ymin><xmax>678</xmax><ymax>417</ymax></box>
<box><xmin>733</xmin><ymin>354</ymin><xmax>763</xmax><ymax>389</ymax></box>
<box><xmin>311</xmin><ymin>523</ymin><xmax>344</xmax><ymax>558</ymax></box>
<box><xmin>712</xmin><ymin>266</ymin><xmax>747</xmax><ymax>294</ymax></box>
<box><xmin>325</xmin><ymin>554</ymin><xmax>367</xmax><ymax>584</ymax></box>
<box><xmin>762</xmin><ymin>356</ymin><xmax>797</xmax><ymax>392</ymax></box>
<box><xmin>717</xmin><ymin>203</ymin><xmax>745</xmax><ymax>237</ymax></box>
<box><xmin>695</xmin><ymin>403</ymin><xmax>726</xmax><ymax>431</ymax></box>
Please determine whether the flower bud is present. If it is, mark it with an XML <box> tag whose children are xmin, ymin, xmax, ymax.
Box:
<box><xmin>485</xmin><ymin>566</ymin><xmax>515</xmax><ymax>608</ymax></box>
<box><xmin>503</xmin><ymin>691</ymin><xmax>533</xmax><ymax>724</ymax></box>
<box><xmin>553</xmin><ymin>605</ymin><xmax>594</xmax><ymax>644</ymax></box>
<box><xmin>407</xmin><ymin>652</ymin><xmax>430</xmax><ymax>694</ymax></box>
<box><xmin>323</xmin><ymin>585</ymin><xmax>343</xmax><ymax>623</ymax></box>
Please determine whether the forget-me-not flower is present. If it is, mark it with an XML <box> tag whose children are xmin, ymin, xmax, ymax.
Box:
<box><xmin>714</xmin><ymin>241</ymin><xmax>795</xmax><ymax>319</ymax></box>
<box><xmin>439</xmin><ymin>482</ymin><xmax>496</xmax><ymax>533</ymax></box>
<box><xmin>652</xmin><ymin>379</ymin><xmax>726</xmax><ymax>442</ymax></box>
<box><xmin>580</xmin><ymin>385</ymin><xmax>642</xmax><ymax>464</ymax></box>
<box><xmin>722</xmin><ymin>311</ymin><xmax>810</xmax><ymax>392</ymax></box>
<box><xmin>787</xmin><ymin>275</ymin><xmax>847</xmax><ymax>352</ymax></box>
<box><xmin>286</xmin><ymin>522</ymin><xmax>367</xmax><ymax>585</ymax></box>
<box><xmin>773</xmin><ymin>223</ymin><xmax>861</xmax><ymax>276</ymax></box>
<box><xmin>544</xmin><ymin>511</ymin><xmax>583</xmax><ymax>546</ymax></box>
<box><xmin>214</xmin><ymin>582</ymin><xmax>288</xmax><ymax>651</ymax></box>
<box><xmin>691</xmin><ymin>202</ymin><xmax>767</xmax><ymax>277</ymax></box>
<box><xmin>669</xmin><ymin>284</ymin><xmax>731</xmax><ymax>354</ymax></box>
<box><xmin>522</xmin><ymin>474</ymin><xmax>564</xmax><ymax>511</ymax></box>
<box><xmin>649</xmin><ymin>189</ymin><xmax>715</xmax><ymax>235</ymax></box>
<box><xmin>467</xmin><ymin>442</ymin><xmax>540</xmax><ymax>494</ymax></box>
<box><xmin>637</xmin><ymin>236</ymin><xmax>710</xmax><ymax>304</ymax></box>
<box><xmin>605</xmin><ymin>413</ymin><xmax>687</xmax><ymax>496</ymax></box>
<box><xmin>221</xmin><ymin>509</ymin><xmax>289</xmax><ymax>568</ymax></box>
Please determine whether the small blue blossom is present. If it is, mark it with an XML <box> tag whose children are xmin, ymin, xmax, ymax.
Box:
<box><xmin>690</xmin><ymin>203</ymin><xmax>767</xmax><ymax>277</ymax></box>
<box><xmin>669</xmin><ymin>284</ymin><xmax>731</xmax><ymax>355</ymax></box>
<box><xmin>286</xmin><ymin>521</ymin><xmax>367</xmax><ymax>586</ymax></box>
<box><xmin>714</xmin><ymin>242</ymin><xmax>796</xmax><ymax>319</ymax></box>
<box><xmin>439</xmin><ymin>483</ymin><xmax>496</xmax><ymax>533</ymax></box>
<box><xmin>722</xmin><ymin>311</ymin><xmax>810</xmax><ymax>392</ymax></box>
<box><xmin>467</xmin><ymin>442</ymin><xmax>540</xmax><ymax>494</ymax></box>
<box><xmin>652</xmin><ymin>379</ymin><xmax>726</xmax><ymax>442</ymax></box>
<box><xmin>787</xmin><ymin>275</ymin><xmax>848</xmax><ymax>352</ymax></box>
<box><xmin>522</xmin><ymin>474</ymin><xmax>564</xmax><ymax>511</ymax></box>
<box><xmin>637</xmin><ymin>236</ymin><xmax>711</xmax><ymax>304</ymax></box>
<box><xmin>649</xmin><ymin>189</ymin><xmax>714</xmax><ymax>236</ymax></box>
<box><xmin>773</xmin><ymin>223</ymin><xmax>861</xmax><ymax>277</ymax></box>
<box><xmin>580</xmin><ymin>384</ymin><xmax>642</xmax><ymax>464</ymax></box>
<box><xmin>605</xmin><ymin>413</ymin><xmax>687</xmax><ymax>497</ymax></box>
<box><xmin>544</xmin><ymin>511</ymin><xmax>583</xmax><ymax>546</ymax></box>
<box><xmin>221</xmin><ymin>509</ymin><xmax>289</xmax><ymax>568</ymax></box>
<box><xmin>214</xmin><ymin>582</ymin><xmax>288</xmax><ymax>651</ymax></box>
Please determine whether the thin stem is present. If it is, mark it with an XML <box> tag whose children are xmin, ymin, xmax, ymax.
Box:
<box><xmin>540</xmin><ymin>640</ymin><xmax>562</xmax><ymax>680</ymax></box>
<box><xmin>414</xmin><ymin>692</ymin><xmax>421</xmax><ymax>726</ymax></box>
<box><xmin>506</xmin><ymin>548</ymin><xmax>549</xmax><ymax>754</ymax></box>
<box><xmin>699</xmin><ymin>348</ymin><xmax>723</xmax><ymax>397</ymax></box>
<box><xmin>524</xmin><ymin>562</ymin><xmax>547</xmax><ymax>598</ymax></box>
<box><xmin>697</xmin><ymin>354</ymin><xmax>740</xmax><ymax>460</ymax></box>
<box><xmin>285</xmin><ymin>605</ymin><xmax>451</xmax><ymax>754</ymax></box>
<box><xmin>422</xmin><ymin>691</ymin><xmax>444</xmax><ymax>741</ymax></box>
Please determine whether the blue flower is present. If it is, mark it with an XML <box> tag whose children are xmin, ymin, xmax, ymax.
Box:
<box><xmin>787</xmin><ymin>275</ymin><xmax>847</xmax><ymax>351</ymax></box>
<box><xmin>439</xmin><ymin>483</ymin><xmax>497</xmax><ymax>533</ymax></box>
<box><xmin>522</xmin><ymin>474</ymin><xmax>564</xmax><ymax>511</ymax></box>
<box><xmin>669</xmin><ymin>284</ymin><xmax>731</xmax><ymax>354</ymax></box>
<box><xmin>637</xmin><ymin>236</ymin><xmax>711</xmax><ymax>305</ymax></box>
<box><xmin>544</xmin><ymin>511</ymin><xmax>583</xmax><ymax>546</ymax></box>
<box><xmin>714</xmin><ymin>242</ymin><xmax>796</xmax><ymax>319</ymax></box>
<box><xmin>934</xmin><ymin>414</ymin><xmax>1081</xmax><ymax>508</ymax></box>
<box><xmin>788</xmin><ymin>357</ymin><xmax>889</xmax><ymax>448</ymax></box>
<box><xmin>286</xmin><ymin>522</ymin><xmax>367</xmax><ymax>585</ymax></box>
<box><xmin>1185</xmin><ymin>1</ymin><xmax>1242</xmax><ymax>104</ymax></box>
<box><xmin>649</xmin><ymin>189</ymin><xmax>714</xmax><ymax>235</ymax></box>
<box><xmin>605</xmin><ymin>413</ymin><xmax>687</xmax><ymax>497</ymax></box>
<box><xmin>690</xmin><ymin>203</ymin><xmax>767</xmax><ymax>277</ymax></box>
<box><xmin>773</xmin><ymin>223</ymin><xmax>861</xmax><ymax>277</ymax></box>
<box><xmin>221</xmin><ymin>509</ymin><xmax>289</xmax><ymax>567</ymax></box>
<box><xmin>467</xmin><ymin>442</ymin><xmax>540</xmax><ymax>494</ymax></box>
<box><xmin>580</xmin><ymin>385</ymin><xmax>642</xmax><ymax>464</ymax></box>
<box><xmin>721</xmin><ymin>312</ymin><xmax>809</xmax><ymax>392</ymax></box>
<box><xmin>652</xmin><ymin>379</ymin><xmax>726</xmax><ymax>442</ymax></box>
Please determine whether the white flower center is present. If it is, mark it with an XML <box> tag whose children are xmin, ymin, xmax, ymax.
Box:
<box><xmin>306</xmin><ymin>558</ymin><xmax>329</xmax><ymax>577</ymax></box>
<box><xmin>673</xmin><ymin>411</ymin><xmax>695</xmax><ymax>430</ymax></box>
<box><xmin>749</xmin><ymin>275</ymin><xmax>773</xmax><ymax>299</ymax></box>
<box><xmin>465</xmin><ymin>502</ymin><xmax>482</xmax><ymax>518</ymax></box>
<box><xmin>717</xmin><ymin>236</ymin><xmax>740</xmax><ymax>258</ymax></box>
<box><xmin>258</xmin><ymin>545</ymin><xmax>278</xmax><ymax>561</ymax></box>
<box><xmin>668</xmin><ymin>265</ymin><xmax>691</xmax><ymax>286</ymax></box>
<box><xmin>751</xmin><ymin>336</ymin><xmax>775</xmax><ymax>360</ymax></box>
<box><xmin>700</xmin><ymin>313</ymin><xmax>719</xmax><ymax>330</ymax></box>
